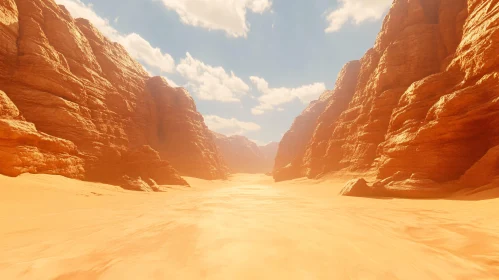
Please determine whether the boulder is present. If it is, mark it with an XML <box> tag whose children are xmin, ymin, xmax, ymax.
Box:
<box><xmin>339</xmin><ymin>179</ymin><xmax>375</xmax><ymax>197</ymax></box>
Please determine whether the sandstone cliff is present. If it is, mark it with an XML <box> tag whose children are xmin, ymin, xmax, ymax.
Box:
<box><xmin>0</xmin><ymin>0</ymin><xmax>227</xmax><ymax>188</ymax></box>
<box><xmin>274</xmin><ymin>61</ymin><xmax>360</xmax><ymax>181</ymax></box>
<box><xmin>276</xmin><ymin>0</ymin><xmax>499</xmax><ymax>197</ymax></box>
<box><xmin>212</xmin><ymin>132</ymin><xmax>277</xmax><ymax>174</ymax></box>
<box><xmin>147</xmin><ymin>77</ymin><xmax>228</xmax><ymax>179</ymax></box>
<box><xmin>0</xmin><ymin>90</ymin><xmax>84</xmax><ymax>178</ymax></box>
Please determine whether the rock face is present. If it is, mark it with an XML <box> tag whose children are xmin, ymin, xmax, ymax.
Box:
<box><xmin>212</xmin><ymin>132</ymin><xmax>277</xmax><ymax>174</ymax></box>
<box><xmin>147</xmin><ymin>77</ymin><xmax>228</xmax><ymax>179</ymax></box>
<box><xmin>274</xmin><ymin>61</ymin><xmax>361</xmax><ymax>181</ymax></box>
<box><xmin>0</xmin><ymin>0</ymin><xmax>227</xmax><ymax>188</ymax></box>
<box><xmin>0</xmin><ymin>90</ymin><xmax>84</xmax><ymax>178</ymax></box>
<box><xmin>276</xmin><ymin>0</ymin><xmax>499</xmax><ymax>197</ymax></box>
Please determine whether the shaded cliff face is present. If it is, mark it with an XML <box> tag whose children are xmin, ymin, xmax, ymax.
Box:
<box><xmin>147</xmin><ymin>77</ymin><xmax>228</xmax><ymax>179</ymax></box>
<box><xmin>277</xmin><ymin>0</ymin><xmax>499</xmax><ymax>197</ymax></box>
<box><xmin>0</xmin><ymin>0</ymin><xmax>227</xmax><ymax>186</ymax></box>
<box><xmin>273</xmin><ymin>61</ymin><xmax>361</xmax><ymax>181</ymax></box>
<box><xmin>212</xmin><ymin>133</ymin><xmax>276</xmax><ymax>174</ymax></box>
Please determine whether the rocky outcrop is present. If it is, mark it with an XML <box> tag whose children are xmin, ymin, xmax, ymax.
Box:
<box><xmin>0</xmin><ymin>0</ymin><xmax>227</xmax><ymax>187</ymax></box>
<box><xmin>212</xmin><ymin>132</ymin><xmax>276</xmax><ymax>174</ymax></box>
<box><xmin>90</xmin><ymin>145</ymin><xmax>188</xmax><ymax>191</ymax></box>
<box><xmin>339</xmin><ymin>179</ymin><xmax>376</xmax><ymax>197</ymax></box>
<box><xmin>0</xmin><ymin>90</ymin><xmax>84</xmax><ymax>178</ymax></box>
<box><xmin>375</xmin><ymin>0</ymin><xmax>499</xmax><ymax>195</ymax></box>
<box><xmin>278</xmin><ymin>0</ymin><xmax>499</xmax><ymax>197</ymax></box>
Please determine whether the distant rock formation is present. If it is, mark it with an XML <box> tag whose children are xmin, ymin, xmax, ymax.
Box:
<box><xmin>259</xmin><ymin>142</ymin><xmax>279</xmax><ymax>173</ymax></box>
<box><xmin>0</xmin><ymin>0</ymin><xmax>227</xmax><ymax>189</ymax></box>
<box><xmin>276</xmin><ymin>0</ymin><xmax>499</xmax><ymax>197</ymax></box>
<box><xmin>212</xmin><ymin>132</ymin><xmax>278</xmax><ymax>174</ymax></box>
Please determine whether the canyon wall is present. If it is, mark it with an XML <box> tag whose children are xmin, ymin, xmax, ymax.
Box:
<box><xmin>275</xmin><ymin>0</ymin><xmax>499</xmax><ymax>197</ymax></box>
<box><xmin>0</xmin><ymin>0</ymin><xmax>227</xmax><ymax>189</ymax></box>
<box><xmin>274</xmin><ymin>61</ymin><xmax>360</xmax><ymax>181</ymax></box>
<box><xmin>212</xmin><ymin>132</ymin><xmax>277</xmax><ymax>174</ymax></box>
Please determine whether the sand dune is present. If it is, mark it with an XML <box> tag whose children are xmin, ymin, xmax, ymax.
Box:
<box><xmin>1</xmin><ymin>173</ymin><xmax>498</xmax><ymax>279</ymax></box>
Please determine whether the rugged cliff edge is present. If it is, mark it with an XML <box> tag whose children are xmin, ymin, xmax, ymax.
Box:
<box><xmin>0</xmin><ymin>0</ymin><xmax>228</xmax><ymax>189</ymax></box>
<box><xmin>275</xmin><ymin>0</ymin><xmax>499</xmax><ymax>197</ymax></box>
<box><xmin>212</xmin><ymin>132</ymin><xmax>278</xmax><ymax>174</ymax></box>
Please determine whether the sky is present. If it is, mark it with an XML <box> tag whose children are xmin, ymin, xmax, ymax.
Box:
<box><xmin>56</xmin><ymin>0</ymin><xmax>392</xmax><ymax>146</ymax></box>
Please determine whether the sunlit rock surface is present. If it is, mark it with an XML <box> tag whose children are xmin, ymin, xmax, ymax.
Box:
<box><xmin>0</xmin><ymin>0</ymin><xmax>227</xmax><ymax>187</ymax></box>
<box><xmin>276</xmin><ymin>0</ymin><xmax>499</xmax><ymax>197</ymax></box>
<box><xmin>0</xmin><ymin>90</ymin><xmax>84</xmax><ymax>178</ymax></box>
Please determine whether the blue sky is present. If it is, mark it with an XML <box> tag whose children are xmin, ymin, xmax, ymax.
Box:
<box><xmin>56</xmin><ymin>0</ymin><xmax>392</xmax><ymax>145</ymax></box>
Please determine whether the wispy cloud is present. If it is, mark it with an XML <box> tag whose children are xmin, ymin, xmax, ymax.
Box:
<box><xmin>204</xmin><ymin>115</ymin><xmax>261</xmax><ymax>135</ymax></box>
<box><xmin>250</xmin><ymin>76</ymin><xmax>326</xmax><ymax>115</ymax></box>
<box><xmin>177</xmin><ymin>53</ymin><xmax>249</xmax><ymax>102</ymax></box>
<box><xmin>56</xmin><ymin>0</ymin><xmax>175</xmax><ymax>73</ymax></box>
<box><xmin>325</xmin><ymin>0</ymin><xmax>392</xmax><ymax>33</ymax></box>
<box><xmin>156</xmin><ymin>0</ymin><xmax>272</xmax><ymax>38</ymax></box>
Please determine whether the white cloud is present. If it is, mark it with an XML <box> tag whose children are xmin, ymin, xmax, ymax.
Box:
<box><xmin>325</xmin><ymin>0</ymin><xmax>392</xmax><ymax>33</ymax></box>
<box><xmin>250</xmin><ymin>76</ymin><xmax>326</xmax><ymax>115</ymax></box>
<box><xmin>156</xmin><ymin>0</ymin><xmax>272</xmax><ymax>38</ymax></box>
<box><xmin>120</xmin><ymin>33</ymin><xmax>174</xmax><ymax>73</ymax></box>
<box><xmin>177</xmin><ymin>52</ymin><xmax>249</xmax><ymax>102</ymax></box>
<box><xmin>204</xmin><ymin>115</ymin><xmax>261</xmax><ymax>135</ymax></box>
<box><xmin>114</xmin><ymin>17</ymin><xmax>119</xmax><ymax>23</ymax></box>
<box><xmin>56</xmin><ymin>0</ymin><xmax>175</xmax><ymax>73</ymax></box>
<box><xmin>57</xmin><ymin>0</ymin><xmax>119</xmax><ymax>38</ymax></box>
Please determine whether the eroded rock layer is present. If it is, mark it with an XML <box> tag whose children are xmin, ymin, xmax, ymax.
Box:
<box><xmin>0</xmin><ymin>90</ymin><xmax>84</xmax><ymax>178</ymax></box>
<box><xmin>0</xmin><ymin>0</ymin><xmax>227</xmax><ymax>187</ymax></box>
<box><xmin>276</xmin><ymin>0</ymin><xmax>499</xmax><ymax>197</ymax></box>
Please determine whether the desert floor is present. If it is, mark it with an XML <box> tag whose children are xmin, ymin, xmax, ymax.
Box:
<box><xmin>1</xmin><ymin>173</ymin><xmax>499</xmax><ymax>279</ymax></box>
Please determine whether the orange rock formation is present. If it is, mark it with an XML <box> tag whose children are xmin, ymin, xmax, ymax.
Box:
<box><xmin>0</xmin><ymin>0</ymin><xmax>227</xmax><ymax>188</ymax></box>
<box><xmin>275</xmin><ymin>0</ymin><xmax>499</xmax><ymax>197</ymax></box>
<box><xmin>212</xmin><ymin>132</ymin><xmax>277</xmax><ymax>174</ymax></box>
<box><xmin>0</xmin><ymin>90</ymin><xmax>84</xmax><ymax>178</ymax></box>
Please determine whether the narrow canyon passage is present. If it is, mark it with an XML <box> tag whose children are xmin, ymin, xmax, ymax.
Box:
<box><xmin>1</xmin><ymin>174</ymin><xmax>498</xmax><ymax>279</ymax></box>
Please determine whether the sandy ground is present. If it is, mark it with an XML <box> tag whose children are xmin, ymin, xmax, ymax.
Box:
<box><xmin>1</xmin><ymin>173</ymin><xmax>499</xmax><ymax>279</ymax></box>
